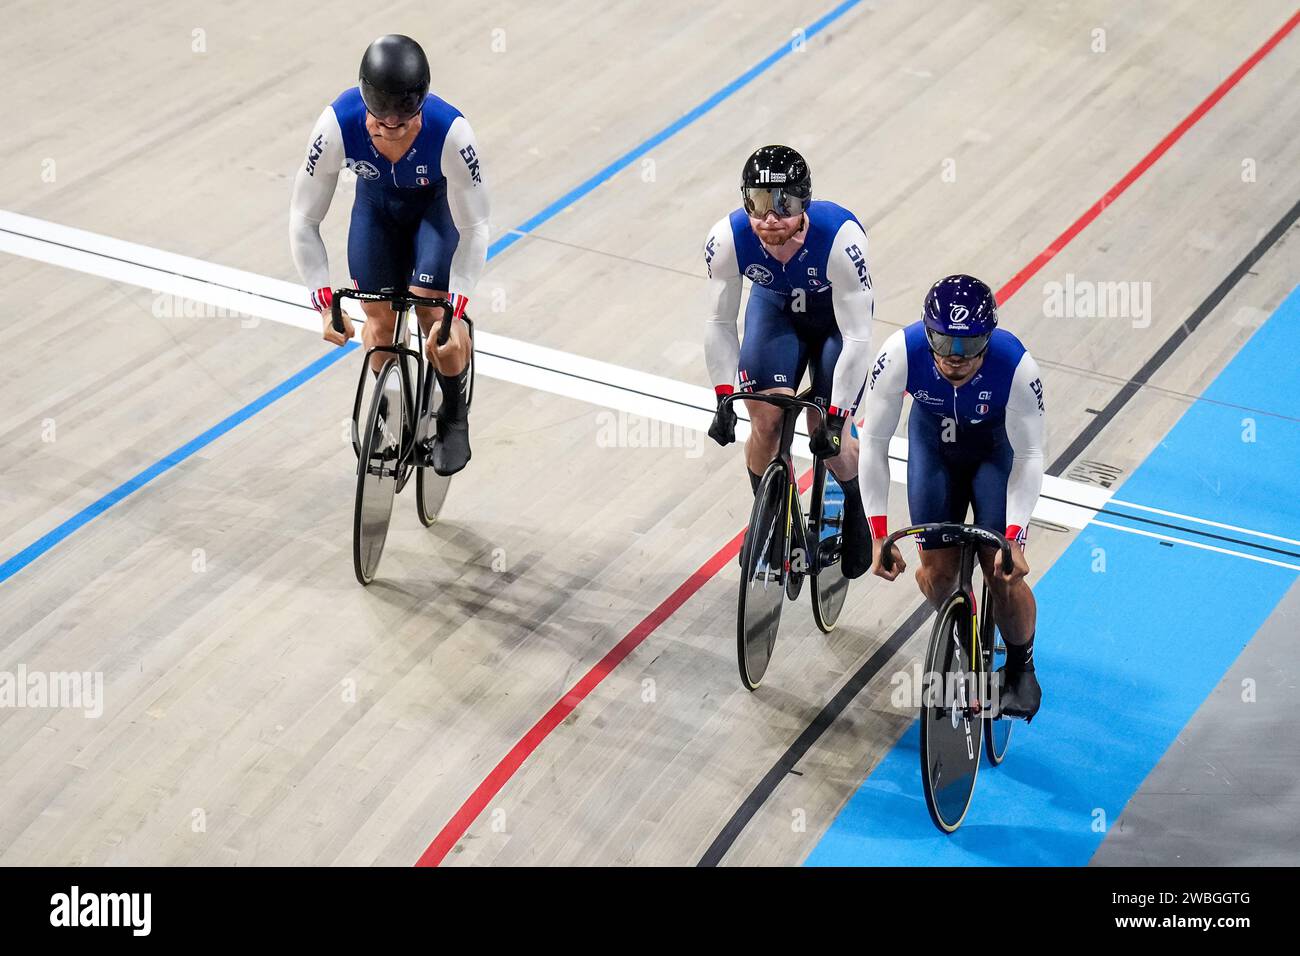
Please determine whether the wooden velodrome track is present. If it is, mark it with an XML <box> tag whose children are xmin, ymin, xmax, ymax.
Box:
<box><xmin>2</xmin><ymin>1</ymin><xmax>1298</xmax><ymax>865</ymax></box>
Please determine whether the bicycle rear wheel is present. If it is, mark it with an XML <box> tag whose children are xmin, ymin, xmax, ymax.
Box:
<box><xmin>415</xmin><ymin>335</ymin><xmax>473</xmax><ymax>527</ymax></box>
<box><xmin>981</xmin><ymin>580</ymin><xmax>1014</xmax><ymax>764</ymax></box>
<box><xmin>415</xmin><ymin>371</ymin><xmax>450</xmax><ymax>527</ymax></box>
<box><xmin>737</xmin><ymin>462</ymin><xmax>789</xmax><ymax>691</ymax></box>
<box><xmin>919</xmin><ymin>589</ymin><xmax>982</xmax><ymax>832</ymax></box>
<box><xmin>810</xmin><ymin>461</ymin><xmax>850</xmax><ymax>633</ymax></box>
<box><xmin>353</xmin><ymin>359</ymin><xmax>405</xmax><ymax>585</ymax></box>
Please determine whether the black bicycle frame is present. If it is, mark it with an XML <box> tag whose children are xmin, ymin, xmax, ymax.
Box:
<box><xmin>719</xmin><ymin>390</ymin><xmax>827</xmax><ymax>571</ymax></box>
<box><xmin>332</xmin><ymin>289</ymin><xmax>461</xmax><ymax>477</ymax></box>
<box><xmin>881</xmin><ymin>522</ymin><xmax>1014</xmax><ymax>704</ymax></box>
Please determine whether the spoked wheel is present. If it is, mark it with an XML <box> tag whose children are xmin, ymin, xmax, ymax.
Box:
<box><xmin>810</xmin><ymin>461</ymin><xmax>850</xmax><ymax>633</ymax></box>
<box><xmin>737</xmin><ymin>463</ymin><xmax>789</xmax><ymax>691</ymax></box>
<box><xmin>919</xmin><ymin>590</ymin><xmax>983</xmax><ymax>832</ymax></box>
<box><xmin>353</xmin><ymin>359</ymin><xmax>405</xmax><ymax>585</ymax></box>
<box><xmin>981</xmin><ymin>580</ymin><xmax>1013</xmax><ymax>764</ymax></box>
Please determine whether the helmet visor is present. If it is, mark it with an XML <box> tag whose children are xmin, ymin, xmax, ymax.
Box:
<box><xmin>742</xmin><ymin>187</ymin><xmax>809</xmax><ymax>219</ymax></box>
<box><xmin>925</xmin><ymin>327</ymin><xmax>991</xmax><ymax>358</ymax></box>
<box><xmin>361</xmin><ymin>84</ymin><xmax>425</xmax><ymax>121</ymax></box>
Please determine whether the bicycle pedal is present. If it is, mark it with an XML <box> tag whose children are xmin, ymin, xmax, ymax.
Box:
<box><xmin>816</xmin><ymin>538</ymin><xmax>841</xmax><ymax>569</ymax></box>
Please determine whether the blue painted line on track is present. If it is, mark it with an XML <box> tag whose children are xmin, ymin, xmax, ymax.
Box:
<box><xmin>0</xmin><ymin>0</ymin><xmax>865</xmax><ymax>586</ymax></box>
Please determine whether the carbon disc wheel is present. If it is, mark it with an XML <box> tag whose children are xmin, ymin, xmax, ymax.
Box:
<box><xmin>352</xmin><ymin>360</ymin><xmax>404</xmax><ymax>585</ymax></box>
<box><xmin>919</xmin><ymin>591</ymin><xmax>983</xmax><ymax>832</ymax></box>
<box><xmin>981</xmin><ymin>581</ymin><xmax>1014</xmax><ymax>764</ymax></box>
<box><xmin>737</xmin><ymin>463</ymin><xmax>788</xmax><ymax>691</ymax></box>
<box><xmin>810</xmin><ymin>463</ymin><xmax>850</xmax><ymax>633</ymax></box>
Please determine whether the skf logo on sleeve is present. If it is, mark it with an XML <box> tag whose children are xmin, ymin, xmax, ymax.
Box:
<box><xmin>459</xmin><ymin>145</ymin><xmax>482</xmax><ymax>184</ymax></box>
<box><xmin>869</xmin><ymin>352</ymin><xmax>887</xmax><ymax>389</ymax></box>
<box><xmin>305</xmin><ymin>134</ymin><xmax>324</xmax><ymax>176</ymax></box>
<box><xmin>844</xmin><ymin>244</ymin><xmax>872</xmax><ymax>290</ymax></box>
<box><xmin>1030</xmin><ymin>377</ymin><xmax>1045</xmax><ymax>412</ymax></box>
<box><xmin>704</xmin><ymin>236</ymin><xmax>716</xmax><ymax>277</ymax></box>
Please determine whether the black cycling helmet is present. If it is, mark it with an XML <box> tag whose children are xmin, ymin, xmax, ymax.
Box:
<box><xmin>359</xmin><ymin>34</ymin><xmax>430</xmax><ymax>121</ymax></box>
<box><xmin>741</xmin><ymin>145</ymin><xmax>812</xmax><ymax>217</ymax></box>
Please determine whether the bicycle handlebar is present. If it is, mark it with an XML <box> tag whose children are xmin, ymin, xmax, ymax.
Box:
<box><xmin>718</xmin><ymin>391</ymin><xmax>827</xmax><ymax>429</ymax></box>
<box><xmin>880</xmin><ymin>522</ymin><xmax>1014</xmax><ymax>576</ymax></box>
<box><xmin>330</xmin><ymin>289</ymin><xmax>456</xmax><ymax>346</ymax></box>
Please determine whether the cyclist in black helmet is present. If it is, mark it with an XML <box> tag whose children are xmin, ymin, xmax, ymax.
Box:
<box><xmin>290</xmin><ymin>34</ymin><xmax>489</xmax><ymax>476</ymax></box>
<box><xmin>703</xmin><ymin>145</ymin><xmax>876</xmax><ymax>578</ymax></box>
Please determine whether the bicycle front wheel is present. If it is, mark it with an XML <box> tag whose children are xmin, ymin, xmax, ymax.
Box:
<box><xmin>737</xmin><ymin>462</ymin><xmax>789</xmax><ymax>691</ymax></box>
<box><xmin>353</xmin><ymin>359</ymin><xmax>404</xmax><ymax>585</ymax></box>
<box><xmin>919</xmin><ymin>589</ymin><xmax>983</xmax><ymax>832</ymax></box>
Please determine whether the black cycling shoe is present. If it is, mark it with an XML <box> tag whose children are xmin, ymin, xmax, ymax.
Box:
<box><xmin>996</xmin><ymin>666</ymin><xmax>1042</xmax><ymax>722</ymax></box>
<box><xmin>431</xmin><ymin>417</ymin><xmax>470</xmax><ymax>476</ymax></box>
<box><xmin>839</xmin><ymin>511</ymin><xmax>872</xmax><ymax>579</ymax></box>
<box><xmin>430</xmin><ymin>366</ymin><xmax>471</xmax><ymax>476</ymax></box>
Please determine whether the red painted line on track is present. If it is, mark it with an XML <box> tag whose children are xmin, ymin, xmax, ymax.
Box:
<box><xmin>415</xmin><ymin>10</ymin><xmax>1300</xmax><ymax>866</ymax></box>
<box><xmin>995</xmin><ymin>7</ymin><xmax>1300</xmax><ymax>304</ymax></box>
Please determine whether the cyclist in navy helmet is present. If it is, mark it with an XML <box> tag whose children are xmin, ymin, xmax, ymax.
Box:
<box><xmin>857</xmin><ymin>274</ymin><xmax>1046</xmax><ymax>721</ymax></box>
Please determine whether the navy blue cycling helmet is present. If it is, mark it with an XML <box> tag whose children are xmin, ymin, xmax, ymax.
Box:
<box><xmin>922</xmin><ymin>274</ymin><xmax>998</xmax><ymax>358</ymax></box>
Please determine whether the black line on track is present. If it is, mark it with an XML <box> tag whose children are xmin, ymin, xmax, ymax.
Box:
<box><xmin>1096</xmin><ymin>509</ymin><xmax>1300</xmax><ymax>560</ymax></box>
<box><xmin>696</xmin><ymin>602</ymin><xmax>931</xmax><ymax>867</ymax></box>
<box><xmin>697</xmin><ymin>194</ymin><xmax>1300</xmax><ymax>865</ymax></box>
<box><xmin>0</xmin><ymin>226</ymin><xmax>308</xmax><ymax>309</ymax></box>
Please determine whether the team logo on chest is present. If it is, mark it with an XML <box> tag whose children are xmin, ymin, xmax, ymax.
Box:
<box><xmin>348</xmin><ymin>159</ymin><xmax>381</xmax><ymax>181</ymax></box>
<box><xmin>745</xmin><ymin>264</ymin><xmax>774</xmax><ymax>285</ymax></box>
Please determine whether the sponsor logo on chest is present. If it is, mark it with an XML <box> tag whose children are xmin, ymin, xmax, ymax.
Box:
<box><xmin>348</xmin><ymin>159</ymin><xmax>381</xmax><ymax>181</ymax></box>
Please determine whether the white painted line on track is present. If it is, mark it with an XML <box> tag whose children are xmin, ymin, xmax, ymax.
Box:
<box><xmin>4</xmin><ymin>208</ymin><xmax>1284</xmax><ymax>556</ymax></box>
<box><xmin>1091</xmin><ymin>521</ymin><xmax>1300</xmax><ymax>572</ymax></box>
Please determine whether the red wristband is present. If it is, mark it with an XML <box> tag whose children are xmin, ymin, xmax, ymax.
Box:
<box><xmin>450</xmin><ymin>294</ymin><xmax>469</xmax><ymax>319</ymax></box>
<box><xmin>311</xmin><ymin>287</ymin><xmax>333</xmax><ymax>313</ymax></box>
<box><xmin>1006</xmin><ymin>525</ymin><xmax>1026</xmax><ymax>546</ymax></box>
<box><xmin>715</xmin><ymin>384</ymin><xmax>735</xmax><ymax>397</ymax></box>
<box><xmin>869</xmin><ymin>515</ymin><xmax>889</xmax><ymax>539</ymax></box>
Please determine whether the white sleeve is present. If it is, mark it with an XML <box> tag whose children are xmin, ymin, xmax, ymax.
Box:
<box><xmin>289</xmin><ymin>106</ymin><xmax>346</xmax><ymax>297</ymax></box>
<box><xmin>1004</xmin><ymin>352</ymin><xmax>1046</xmax><ymax>539</ymax></box>
<box><xmin>857</xmin><ymin>328</ymin><xmax>908</xmax><ymax>528</ymax></box>
<box><xmin>440</xmin><ymin>115</ymin><xmax>491</xmax><ymax>307</ymax></box>
<box><xmin>824</xmin><ymin>219</ymin><xmax>876</xmax><ymax>414</ymax></box>
<box><xmin>703</xmin><ymin>217</ymin><xmax>743</xmax><ymax>391</ymax></box>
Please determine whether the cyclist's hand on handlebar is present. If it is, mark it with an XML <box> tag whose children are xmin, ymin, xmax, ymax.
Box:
<box><xmin>872</xmin><ymin>536</ymin><xmax>906</xmax><ymax>581</ymax></box>
<box><xmin>809</xmin><ymin>409</ymin><xmax>847</xmax><ymax>460</ymax></box>
<box><xmin>315</xmin><ymin>288</ymin><xmax>354</xmax><ymax>347</ymax></box>
<box><xmin>708</xmin><ymin>391</ymin><xmax>737</xmax><ymax>446</ymax></box>
<box><xmin>322</xmin><ymin>308</ymin><xmax>355</xmax><ymax>347</ymax></box>
<box><xmin>995</xmin><ymin>542</ymin><xmax>1030</xmax><ymax>584</ymax></box>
